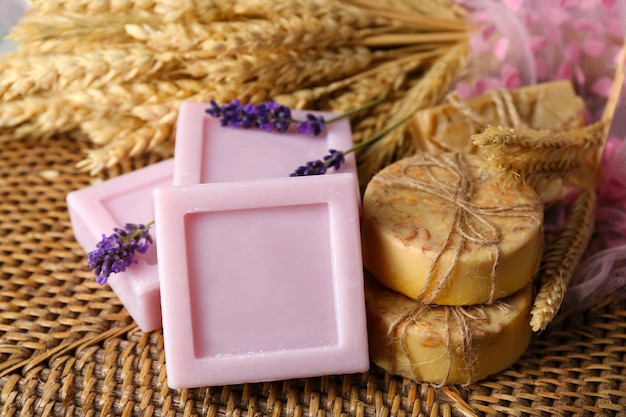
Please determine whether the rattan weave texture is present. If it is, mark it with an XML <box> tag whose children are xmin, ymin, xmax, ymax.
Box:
<box><xmin>0</xmin><ymin>136</ymin><xmax>625</xmax><ymax>417</ymax></box>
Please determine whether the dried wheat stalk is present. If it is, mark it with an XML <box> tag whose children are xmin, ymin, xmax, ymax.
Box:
<box><xmin>124</xmin><ymin>19</ymin><xmax>389</xmax><ymax>55</ymax></box>
<box><xmin>9</xmin><ymin>12</ymin><xmax>155</xmax><ymax>44</ymax></box>
<box><xmin>27</xmin><ymin>0</ymin><xmax>158</xmax><ymax>15</ymax></box>
<box><xmin>1</xmin><ymin>0</ymin><xmax>470</xmax><ymax>175</ymax></box>
<box><xmin>530</xmin><ymin>187</ymin><xmax>597</xmax><ymax>332</ymax></box>
<box><xmin>472</xmin><ymin>122</ymin><xmax>605</xmax><ymax>187</ymax></box>
<box><xmin>27</xmin><ymin>0</ymin><xmax>384</xmax><ymax>25</ymax></box>
<box><xmin>473</xmin><ymin>123</ymin><xmax>605</xmax><ymax>152</ymax></box>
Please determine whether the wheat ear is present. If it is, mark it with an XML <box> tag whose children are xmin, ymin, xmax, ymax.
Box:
<box><xmin>0</xmin><ymin>48</ymin><xmax>180</xmax><ymax>101</ymax></box>
<box><xmin>530</xmin><ymin>187</ymin><xmax>597</xmax><ymax>332</ymax></box>
<box><xmin>28</xmin><ymin>0</ymin><xmax>157</xmax><ymax>15</ymax></box>
<box><xmin>473</xmin><ymin>122</ymin><xmax>605</xmax><ymax>183</ymax></box>
<box><xmin>124</xmin><ymin>18</ymin><xmax>389</xmax><ymax>56</ymax></box>
<box><xmin>155</xmin><ymin>0</ymin><xmax>381</xmax><ymax>25</ymax></box>
<box><xmin>8</xmin><ymin>12</ymin><xmax>157</xmax><ymax>44</ymax></box>
<box><xmin>473</xmin><ymin>122</ymin><xmax>605</xmax><ymax>153</ymax></box>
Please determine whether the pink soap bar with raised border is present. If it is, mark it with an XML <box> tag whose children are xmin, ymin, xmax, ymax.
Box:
<box><xmin>173</xmin><ymin>101</ymin><xmax>357</xmax><ymax>186</ymax></box>
<box><xmin>153</xmin><ymin>173</ymin><xmax>369</xmax><ymax>388</ymax></box>
<box><xmin>66</xmin><ymin>159</ymin><xmax>174</xmax><ymax>332</ymax></box>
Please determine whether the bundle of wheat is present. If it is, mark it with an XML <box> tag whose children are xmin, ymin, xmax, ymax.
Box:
<box><xmin>1</xmin><ymin>0</ymin><xmax>470</xmax><ymax>184</ymax></box>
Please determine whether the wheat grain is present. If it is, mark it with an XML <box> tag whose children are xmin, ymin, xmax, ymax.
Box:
<box><xmin>63</xmin><ymin>78</ymin><xmax>212</xmax><ymax>110</ymax></box>
<box><xmin>153</xmin><ymin>0</ymin><xmax>235</xmax><ymax>23</ymax></box>
<box><xmin>531</xmin><ymin>187</ymin><xmax>597</xmax><ymax>332</ymax></box>
<box><xmin>14</xmin><ymin>37</ymin><xmax>128</xmax><ymax>55</ymax></box>
<box><xmin>28</xmin><ymin>0</ymin><xmax>157</xmax><ymax>15</ymax></box>
<box><xmin>8</xmin><ymin>12</ymin><xmax>156</xmax><ymax>44</ymax></box>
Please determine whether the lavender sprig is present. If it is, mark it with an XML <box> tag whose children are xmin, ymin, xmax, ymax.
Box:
<box><xmin>291</xmin><ymin>149</ymin><xmax>345</xmax><ymax>176</ymax></box>
<box><xmin>87</xmin><ymin>221</ymin><xmax>154</xmax><ymax>285</ymax></box>
<box><xmin>206</xmin><ymin>99</ymin><xmax>326</xmax><ymax>135</ymax></box>
<box><xmin>206</xmin><ymin>97</ymin><xmax>383</xmax><ymax>137</ymax></box>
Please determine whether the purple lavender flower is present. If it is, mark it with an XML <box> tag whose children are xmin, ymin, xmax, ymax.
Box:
<box><xmin>297</xmin><ymin>114</ymin><xmax>326</xmax><ymax>136</ymax></box>
<box><xmin>221</xmin><ymin>99</ymin><xmax>244</xmax><ymax>128</ymax></box>
<box><xmin>272</xmin><ymin>104</ymin><xmax>292</xmax><ymax>133</ymax></box>
<box><xmin>205</xmin><ymin>100</ymin><xmax>326</xmax><ymax>136</ymax></box>
<box><xmin>290</xmin><ymin>149</ymin><xmax>345</xmax><ymax>176</ymax></box>
<box><xmin>291</xmin><ymin>160</ymin><xmax>327</xmax><ymax>176</ymax></box>
<box><xmin>256</xmin><ymin>101</ymin><xmax>275</xmax><ymax>132</ymax></box>
<box><xmin>206</xmin><ymin>100</ymin><xmax>222</xmax><ymax>118</ymax></box>
<box><xmin>323</xmin><ymin>149</ymin><xmax>345</xmax><ymax>170</ymax></box>
<box><xmin>87</xmin><ymin>222</ymin><xmax>154</xmax><ymax>285</ymax></box>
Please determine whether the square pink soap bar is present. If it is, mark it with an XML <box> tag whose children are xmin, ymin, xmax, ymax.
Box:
<box><xmin>66</xmin><ymin>159</ymin><xmax>174</xmax><ymax>332</ymax></box>
<box><xmin>153</xmin><ymin>173</ymin><xmax>369</xmax><ymax>388</ymax></box>
<box><xmin>173</xmin><ymin>101</ymin><xmax>357</xmax><ymax>185</ymax></box>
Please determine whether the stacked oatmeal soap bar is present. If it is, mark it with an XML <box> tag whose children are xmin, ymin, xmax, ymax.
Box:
<box><xmin>361</xmin><ymin>80</ymin><xmax>587</xmax><ymax>385</ymax></box>
<box><xmin>361</xmin><ymin>152</ymin><xmax>543</xmax><ymax>385</ymax></box>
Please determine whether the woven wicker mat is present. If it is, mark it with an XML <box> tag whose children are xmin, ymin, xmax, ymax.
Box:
<box><xmin>1</xmin><ymin>136</ymin><xmax>625</xmax><ymax>417</ymax></box>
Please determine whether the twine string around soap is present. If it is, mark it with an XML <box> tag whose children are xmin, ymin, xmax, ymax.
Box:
<box><xmin>406</xmin><ymin>153</ymin><xmax>500</xmax><ymax>303</ymax></box>
<box><xmin>386</xmin><ymin>293</ymin><xmax>515</xmax><ymax>386</ymax></box>
<box><xmin>446</xmin><ymin>88</ymin><xmax>526</xmax><ymax>131</ymax></box>
<box><xmin>391</xmin><ymin>152</ymin><xmax>541</xmax><ymax>304</ymax></box>
<box><xmin>386</xmin><ymin>304</ymin><xmax>473</xmax><ymax>385</ymax></box>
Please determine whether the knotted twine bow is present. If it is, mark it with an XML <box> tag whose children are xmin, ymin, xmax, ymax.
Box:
<box><xmin>447</xmin><ymin>88</ymin><xmax>528</xmax><ymax>131</ymax></box>
<box><xmin>389</xmin><ymin>152</ymin><xmax>542</xmax><ymax>303</ymax></box>
<box><xmin>385</xmin><ymin>152</ymin><xmax>542</xmax><ymax>385</ymax></box>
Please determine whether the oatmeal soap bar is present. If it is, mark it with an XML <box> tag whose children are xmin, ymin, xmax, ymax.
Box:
<box><xmin>365</xmin><ymin>277</ymin><xmax>533</xmax><ymax>385</ymax></box>
<box><xmin>410</xmin><ymin>80</ymin><xmax>585</xmax><ymax>154</ymax></box>
<box><xmin>361</xmin><ymin>151</ymin><xmax>543</xmax><ymax>305</ymax></box>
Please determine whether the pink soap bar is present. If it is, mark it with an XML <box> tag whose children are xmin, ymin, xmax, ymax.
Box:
<box><xmin>173</xmin><ymin>101</ymin><xmax>357</xmax><ymax>185</ymax></box>
<box><xmin>153</xmin><ymin>173</ymin><xmax>369</xmax><ymax>388</ymax></box>
<box><xmin>66</xmin><ymin>159</ymin><xmax>174</xmax><ymax>332</ymax></box>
